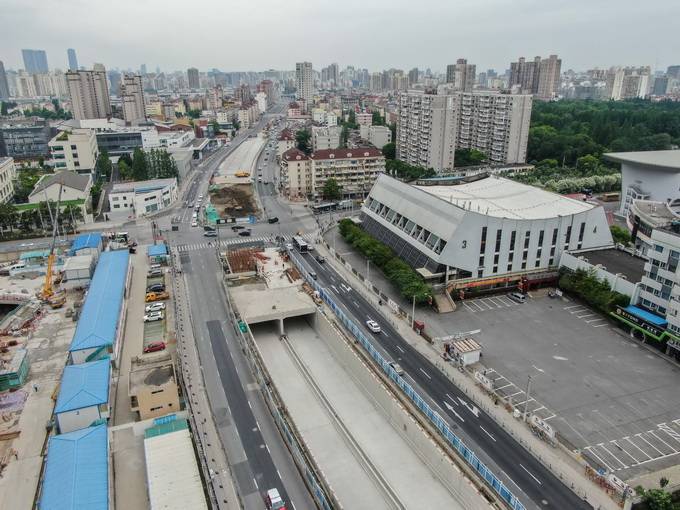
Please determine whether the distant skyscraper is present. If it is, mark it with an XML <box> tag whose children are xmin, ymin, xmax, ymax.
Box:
<box><xmin>108</xmin><ymin>70</ymin><xmax>122</xmax><ymax>95</ymax></box>
<box><xmin>408</xmin><ymin>68</ymin><xmax>419</xmax><ymax>86</ymax></box>
<box><xmin>0</xmin><ymin>61</ymin><xmax>10</xmax><ymax>100</ymax></box>
<box><xmin>66</xmin><ymin>68</ymin><xmax>112</xmax><ymax>120</ymax></box>
<box><xmin>67</xmin><ymin>49</ymin><xmax>78</xmax><ymax>71</ymax></box>
<box><xmin>140</xmin><ymin>64</ymin><xmax>147</xmax><ymax>75</ymax></box>
<box><xmin>295</xmin><ymin>62</ymin><xmax>313</xmax><ymax>111</ymax></box>
<box><xmin>22</xmin><ymin>49</ymin><xmax>49</xmax><ymax>74</ymax></box>
<box><xmin>446</xmin><ymin>59</ymin><xmax>476</xmax><ymax>92</ymax></box>
<box><xmin>187</xmin><ymin>68</ymin><xmax>199</xmax><ymax>89</ymax></box>
<box><xmin>120</xmin><ymin>74</ymin><xmax>146</xmax><ymax>124</ymax></box>
<box><xmin>536</xmin><ymin>55</ymin><xmax>562</xmax><ymax>100</ymax></box>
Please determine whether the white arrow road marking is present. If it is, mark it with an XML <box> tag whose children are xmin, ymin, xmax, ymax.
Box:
<box><xmin>444</xmin><ymin>401</ymin><xmax>465</xmax><ymax>422</ymax></box>
<box><xmin>458</xmin><ymin>397</ymin><xmax>480</xmax><ymax>417</ymax></box>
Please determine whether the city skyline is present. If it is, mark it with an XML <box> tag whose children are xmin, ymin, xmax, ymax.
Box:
<box><xmin>1</xmin><ymin>0</ymin><xmax>678</xmax><ymax>72</ymax></box>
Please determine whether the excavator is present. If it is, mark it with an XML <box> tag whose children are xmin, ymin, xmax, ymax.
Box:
<box><xmin>40</xmin><ymin>183</ymin><xmax>66</xmax><ymax>308</ymax></box>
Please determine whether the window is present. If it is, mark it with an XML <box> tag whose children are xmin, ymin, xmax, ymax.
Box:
<box><xmin>480</xmin><ymin>226</ymin><xmax>487</xmax><ymax>254</ymax></box>
<box><xmin>493</xmin><ymin>254</ymin><xmax>499</xmax><ymax>264</ymax></box>
<box><xmin>510</xmin><ymin>230</ymin><xmax>517</xmax><ymax>250</ymax></box>
<box><xmin>477</xmin><ymin>269</ymin><xmax>484</xmax><ymax>278</ymax></box>
<box><xmin>495</xmin><ymin>229</ymin><xmax>502</xmax><ymax>252</ymax></box>
<box><xmin>521</xmin><ymin>261</ymin><xmax>527</xmax><ymax>269</ymax></box>
<box><xmin>508</xmin><ymin>252</ymin><xmax>514</xmax><ymax>262</ymax></box>
<box><xmin>479</xmin><ymin>255</ymin><xmax>485</xmax><ymax>267</ymax></box>
<box><xmin>655</xmin><ymin>244</ymin><xmax>663</xmax><ymax>253</ymax></box>
<box><xmin>565</xmin><ymin>225</ymin><xmax>572</xmax><ymax>245</ymax></box>
<box><xmin>578</xmin><ymin>222</ymin><xmax>585</xmax><ymax>243</ymax></box>
<box><xmin>550</xmin><ymin>246</ymin><xmax>556</xmax><ymax>257</ymax></box>
<box><xmin>536</xmin><ymin>249</ymin><xmax>542</xmax><ymax>259</ymax></box>
<box><xmin>492</xmin><ymin>266</ymin><xmax>498</xmax><ymax>273</ymax></box>
<box><xmin>538</xmin><ymin>230</ymin><xmax>544</xmax><ymax>247</ymax></box>
<box><xmin>524</xmin><ymin>231</ymin><xmax>530</xmax><ymax>249</ymax></box>
<box><xmin>549</xmin><ymin>257</ymin><xmax>554</xmax><ymax>266</ymax></box>
<box><xmin>522</xmin><ymin>250</ymin><xmax>528</xmax><ymax>261</ymax></box>
<box><xmin>552</xmin><ymin>228</ymin><xmax>558</xmax><ymax>245</ymax></box>
<box><xmin>535</xmin><ymin>259</ymin><xmax>541</xmax><ymax>267</ymax></box>
<box><xmin>507</xmin><ymin>263</ymin><xmax>513</xmax><ymax>272</ymax></box>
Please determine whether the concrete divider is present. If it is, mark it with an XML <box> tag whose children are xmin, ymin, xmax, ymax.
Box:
<box><xmin>307</xmin><ymin>312</ymin><xmax>494</xmax><ymax>510</ymax></box>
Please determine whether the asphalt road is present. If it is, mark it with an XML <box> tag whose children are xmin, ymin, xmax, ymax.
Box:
<box><xmin>293</xmin><ymin>251</ymin><xmax>593</xmax><ymax>510</ymax></box>
<box><xmin>167</xmin><ymin>106</ymin><xmax>317</xmax><ymax>510</ymax></box>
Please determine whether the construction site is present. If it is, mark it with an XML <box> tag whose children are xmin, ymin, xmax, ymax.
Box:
<box><xmin>208</xmin><ymin>136</ymin><xmax>265</xmax><ymax>220</ymax></box>
<box><xmin>222</xmin><ymin>245</ymin><xmax>491</xmax><ymax>510</ymax></box>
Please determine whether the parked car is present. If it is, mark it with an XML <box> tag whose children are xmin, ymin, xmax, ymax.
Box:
<box><xmin>147</xmin><ymin>283</ymin><xmax>166</xmax><ymax>293</ymax></box>
<box><xmin>204</xmin><ymin>230</ymin><xmax>217</xmax><ymax>237</ymax></box>
<box><xmin>145</xmin><ymin>302</ymin><xmax>166</xmax><ymax>313</ymax></box>
<box><xmin>508</xmin><ymin>291</ymin><xmax>527</xmax><ymax>303</ymax></box>
<box><xmin>204</xmin><ymin>225</ymin><xmax>216</xmax><ymax>231</ymax></box>
<box><xmin>267</xmin><ymin>217</ymin><xmax>279</xmax><ymax>224</ymax></box>
<box><xmin>144</xmin><ymin>311</ymin><xmax>164</xmax><ymax>322</ymax></box>
<box><xmin>147</xmin><ymin>268</ymin><xmax>163</xmax><ymax>277</ymax></box>
<box><xmin>315</xmin><ymin>255</ymin><xmax>325</xmax><ymax>264</ymax></box>
<box><xmin>231</xmin><ymin>225</ymin><xmax>245</xmax><ymax>231</ymax></box>
<box><xmin>145</xmin><ymin>291</ymin><xmax>170</xmax><ymax>302</ymax></box>
<box><xmin>238</xmin><ymin>230</ymin><xmax>251</xmax><ymax>237</ymax></box>
<box><xmin>366</xmin><ymin>319</ymin><xmax>381</xmax><ymax>333</ymax></box>
<box><xmin>144</xmin><ymin>341</ymin><xmax>166</xmax><ymax>353</ymax></box>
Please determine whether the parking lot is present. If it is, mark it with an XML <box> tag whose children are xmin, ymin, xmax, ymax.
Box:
<box><xmin>445</xmin><ymin>292</ymin><xmax>680</xmax><ymax>480</ymax></box>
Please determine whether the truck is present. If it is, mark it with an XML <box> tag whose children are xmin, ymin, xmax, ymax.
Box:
<box><xmin>337</xmin><ymin>199</ymin><xmax>353</xmax><ymax>210</ymax></box>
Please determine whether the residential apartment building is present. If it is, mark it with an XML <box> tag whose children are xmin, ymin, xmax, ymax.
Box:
<box><xmin>446</xmin><ymin>59</ymin><xmax>475</xmax><ymax>92</ymax></box>
<box><xmin>277</xmin><ymin>129</ymin><xmax>295</xmax><ymax>158</ymax></box>
<box><xmin>455</xmin><ymin>92</ymin><xmax>532</xmax><ymax>165</ymax></box>
<box><xmin>187</xmin><ymin>68</ymin><xmax>199</xmax><ymax>90</ymax></box>
<box><xmin>66</xmin><ymin>69</ymin><xmax>112</xmax><ymax>120</ymax></box>
<box><xmin>360</xmin><ymin>125</ymin><xmax>392</xmax><ymax>149</ymax></box>
<box><xmin>0</xmin><ymin>118</ymin><xmax>51</xmax><ymax>159</ymax></box>
<box><xmin>509</xmin><ymin>55</ymin><xmax>561</xmax><ymax>100</ymax></box>
<box><xmin>356</xmin><ymin>112</ymin><xmax>372</xmax><ymax>126</ymax></box>
<box><xmin>396</xmin><ymin>89</ymin><xmax>532</xmax><ymax>172</ymax></box>
<box><xmin>22</xmin><ymin>49</ymin><xmax>49</xmax><ymax>74</ymax></box>
<box><xmin>281</xmin><ymin>147</ymin><xmax>385</xmax><ymax>199</ymax></box>
<box><xmin>606</xmin><ymin>67</ymin><xmax>651</xmax><ymax>100</ymax></box>
<box><xmin>48</xmin><ymin>128</ymin><xmax>99</xmax><ymax>173</ymax></box>
<box><xmin>0</xmin><ymin>157</ymin><xmax>16</xmax><ymax>203</ymax></box>
<box><xmin>295</xmin><ymin>62</ymin><xmax>313</xmax><ymax>111</ymax></box>
<box><xmin>311</xmin><ymin>126</ymin><xmax>340</xmax><ymax>151</ymax></box>
<box><xmin>108</xmin><ymin>178</ymin><xmax>178</xmax><ymax>218</ymax></box>
<box><xmin>120</xmin><ymin>74</ymin><xmax>146</xmax><ymax>124</ymax></box>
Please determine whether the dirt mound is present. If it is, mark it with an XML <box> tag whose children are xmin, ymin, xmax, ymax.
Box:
<box><xmin>210</xmin><ymin>184</ymin><xmax>257</xmax><ymax>217</ymax></box>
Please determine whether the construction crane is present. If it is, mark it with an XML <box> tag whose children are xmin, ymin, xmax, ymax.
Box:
<box><xmin>40</xmin><ymin>182</ymin><xmax>63</xmax><ymax>301</ymax></box>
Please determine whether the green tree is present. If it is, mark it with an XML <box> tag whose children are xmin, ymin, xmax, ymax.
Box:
<box><xmin>210</xmin><ymin>120</ymin><xmax>221</xmax><ymax>136</ymax></box>
<box><xmin>610</xmin><ymin>225</ymin><xmax>632</xmax><ymax>246</ymax></box>
<box><xmin>322</xmin><ymin>178</ymin><xmax>342</xmax><ymax>200</ymax></box>
<box><xmin>118</xmin><ymin>160</ymin><xmax>133</xmax><ymax>180</ymax></box>
<box><xmin>346</xmin><ymin>110</ymin><xmax>358</xmax><ymax>129</ymax></box>
<box><xmin>95</xmin><ymin>150</ymin><xmax>112</xmax><ymax>181</ymax></box>
<box><xmin>296</xmin><ymin>129</ymin><xmax>312</xmax><ymax>155</ymax></box>
<box><xmin>371</xmin><ymin>111</ymin><xmax>385</xmax><ymax>126</ymax></box>
<box><xmin>13</xmin><ymin>167</ymin><xmax>47</xmax><ymax>202</ymax></box>
<box><xmin>0</xmin><ymin>102</ymin><xmax>7</xmax><ymax>116</ymax></box>
<box><xmin>118</xmin><ymin>153</ymin><xmax>133</xmax><ymax>167</ymax></box>
<box><xmin>454</xmin><ymin>149</ymin><xmax>487</xmax><ymax>167</ymax></box>
<box><xmin>132</xmin><ymin>148</ymin><xmax>148</xmax><ymax>181</ymax></box>
<box><xmin>0</xmin><ymin>203</ymin><xmax>18</xmax><ymax>234</ymax></box>
<box><xmin>635</xmin><ymin>482</ymin><xmax>675</xmax><ymax>510</ymax></box>
<box><xmin>382</xmin><ymin>142</ymin><xmax>396</xmax><ymax>160</ymax></box>
<box><xmin>187</xmin><ymin>109</ymin><xmax>201</xmax><ymax>119</ymax></box>
<box><xmin>62</xmin><ymin>203</ymin><xmax>84</xmax><ymax>232</ymax></box>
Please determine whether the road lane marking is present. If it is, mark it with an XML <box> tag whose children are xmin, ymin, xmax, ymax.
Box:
<box><xmin>396</xmin><ymin>345</ymin><xmax>405</xmax><ymax>353</ymax></box>
<box><xmin>445</xmin><ymin>393</ymin><xmax>458</xmax><ymax>405</ymax></box>
<box><xmin>480</xmin><ymin>425</ymin><xmax>496</xmax><ymax>442</ymax></box>
<box><xmin>519</xmin><ymin>464</ymin><xmax>542</xmax><ymax>485</ymax></box>
<box><xmin>419</xmin><ymin>368</ymin><xmax>432</xmax><ymax>380</ymax></box>
<box><xmin>592</xmin><ymin>323</ymin><xmax>609</xmax><ymax>328</ymax></box>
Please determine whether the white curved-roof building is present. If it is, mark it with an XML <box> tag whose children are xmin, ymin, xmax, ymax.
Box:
<box><xmin>361</xmin><ymin>174</ymin><xmax>613</xmax><ymax>283</ymax></box>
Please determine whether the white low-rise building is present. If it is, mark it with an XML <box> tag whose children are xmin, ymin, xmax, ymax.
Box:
<box><xmin>311</xmin><ymin>126</ymin><xmax>340</xmax><ymax>151</ymax></box>
<box><xmin>48</xmin><ymin>128</ymin><xmax>99</xmax><ymax>173</ymax></box>
<box><xmin>361</xmin><ymin>173</ymin><xmax>613</xmax><ymax>286</ymax></box>
<box><xmin>0</xmin><ymin>157</ymin><xmax>16</xmax><ymax>203</ymax></box>
<box><xmin>108</xmin><ymin>178</ymin><xmax>178</xmax><ymax>219</ymax></box>
<box><xmin>360</xmin><ymin>125</ymin><xmax>392</xmax><ymax>149</ymax></box>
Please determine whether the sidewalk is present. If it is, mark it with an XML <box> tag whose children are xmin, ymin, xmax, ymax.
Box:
<box><xmin>315</xmin><ymin>238</ymin><xmax>622</xmax><ymax>510</ymax></box>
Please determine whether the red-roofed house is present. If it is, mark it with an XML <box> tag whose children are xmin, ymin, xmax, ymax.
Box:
<box><xmin>280</xmin><ymin>146</ymin><xmax>386</xmax><ymax>200</ymax></box>
<box><xmin>277</xmin><ymin>129</ymin><xmax>296</xmax><ymax>158</ymax></box>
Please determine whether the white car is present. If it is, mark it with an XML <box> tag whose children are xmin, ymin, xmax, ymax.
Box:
<box><xmin>366</xmin><ymin>320</ymin><xmax>381</xmax><ymax>333</ymax></box>
<box><xmin>191</xmin><ymin>220</ymin><xmax>198</xmax><ymax>227</ymax></box>
<box><xmin>145</xmin><ymin>302</ymin><xmax>166</xmax><ymax>313</ymax></box>
<box><xmin>144</xmin><ymin>311</ymin><xmax>164</xmax><ymax>322</ymax></box>
<box><xmin>388</xmin><ymin>362</ymin><xmax>404</xmax><ymax>376</ymax></box>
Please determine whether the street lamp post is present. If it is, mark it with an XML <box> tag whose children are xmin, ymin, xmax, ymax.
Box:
<box><xmin>366</xmin><ymin>259</ymin><xmax>370</xmax><ymax>282</ymax></box>
<box><xmin>411</xmin><ymin>295</ymin><xmax>416</xmax><ymax>329</ymax></box>
<box><xmin>523</xmin><ymin>375</ymin><xmax>533</xmax><ymax>422</ymax></box>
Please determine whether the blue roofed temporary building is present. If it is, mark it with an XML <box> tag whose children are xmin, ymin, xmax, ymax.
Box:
<box><xmin>147</xmin><ymin>243</ymin><xmax>169</xmax><ymax>264</ymax></box>
<box><xmin>69</xmin><ymin>250</ymin><xmax>130</xmax><ymax>365</ymax></box>
<box><xmin>40</xmin><ymin>424</ymin><xmax>109</xmax><ymax>510</ymax></box>
<box><xmin>70</xmin><ymin>232</ymin><xmax>103</xmax><ymax>260</ymax></box>
<box><xmin>55</xmin><ymin>359</ymin><xmax>111</xmax><ymax>433</ymax></box>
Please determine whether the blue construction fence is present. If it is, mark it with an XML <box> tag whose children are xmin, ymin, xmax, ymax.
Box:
<box><xmin>289</xmin><ymin>251</ymin><xmax>526</xmax><ymax>510</ymax></box>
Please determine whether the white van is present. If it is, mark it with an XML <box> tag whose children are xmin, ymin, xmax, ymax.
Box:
<box><xmin>508</xmin><ymin>291</ymin><xmax>526</xmax><ymax>303</ymax></box>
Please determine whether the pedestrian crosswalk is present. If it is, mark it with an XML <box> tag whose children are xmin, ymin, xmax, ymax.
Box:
<box><xmin>174</xmin><ymin>232</ymin><xmax>317</xmax><ymax>253</ymax></box>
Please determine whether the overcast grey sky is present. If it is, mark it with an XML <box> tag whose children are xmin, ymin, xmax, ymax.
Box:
<box><xmin>2</xmin><ymin>0</ymin><xmax>678</xmax><ymax>73</ymax></box>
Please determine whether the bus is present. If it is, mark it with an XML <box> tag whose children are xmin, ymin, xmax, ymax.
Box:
<box><xmin>311</xmin><ymin>202</ymin><xmax>337</xmax><ymax>215</ymax></box>
<box><xmin>292</xmin><ymin>235</ymin><xmax>309</xmax><ymax>253</ymax></box>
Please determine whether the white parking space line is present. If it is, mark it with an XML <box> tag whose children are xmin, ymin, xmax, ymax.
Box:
<box><xmin>611</xmin><ymin>440</ymin><xmax>640</xmax><ymax>464</ymax></box>
<box><xmin>514</xmin><ymin>398</ymin><xmax>535</xmax><ymax>407</ymax></box>
<box><xmin>585</xmin><ymin>318</ymin><xmax>606</xmax><ymax>324</ymax></box>
<box><xmin>498</xmin><ymin>296</ymin><xmax>515</xmax><ymax>306</ymax></box>
<box><xmin>637</xmin><ymin>433</ymin><xmax>665</xmax><ymax>455</ymax></box>
<box><xmin>542</xmin><ymin>414</ymin><xmax>556</xmax><ymax>421</ymax></box>
<box><xmin>480</xmin><ymin>299</ymin><xmax>495</xmax><ymax>310</ymax></box>
<box><xmin>599</xmin><ymin>443</ymin><xmax>628</xmax><ymax>468</ymax></box>
<box><xmin>624</xmin><ymin>437</ymin><xmax>653</xmax><ymax>460</ymax></box>
<box><xmin>576</xmin><ymin>314</ymin><xmax>596</xmax><ymax>319</ymax></box>
<box><xmin>592</xmin><ymin>323</ymin><xmax>609</xmax><ymax>328</ymax></box>
<box><xmin>564</xmin><ymin>305</ymin><xmax>583</xmax><ymax>310</ymax></box>
<box><xmin>584</xmin><ymin>447</ymin><xmax>616</xmax><ymax>472</ymax></box>
<box><xmin>471</xmin><ymin>301</ymin><xmax>485</xmax><ymax>311</ymax></box>
<box><xmin>462</xmin><ymin>302</ymin><xmax>476</xmax><ymax>312</ymax></box>
<box><xmin>496</xmin><ymin>383</ymin><xmax>514</xmax><ymax>390</ymax></box>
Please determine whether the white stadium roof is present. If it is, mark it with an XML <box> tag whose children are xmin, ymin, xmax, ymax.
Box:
<box><xmin>414</xmin><ymin>176</ymin><xmax>594</xmax><ymax>220</ymax></box>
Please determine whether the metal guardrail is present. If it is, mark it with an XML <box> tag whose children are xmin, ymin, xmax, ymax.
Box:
<box><xmin>288</xmin><ymin>250</ymin><xmax>527</xmax><ymax>510</ymax></box>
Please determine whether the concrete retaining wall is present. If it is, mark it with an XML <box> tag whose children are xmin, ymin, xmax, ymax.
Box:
<box><xmin>308</xmin><ymin>312</ymin><xmax>493</xmax><ymax>510</ymax></box>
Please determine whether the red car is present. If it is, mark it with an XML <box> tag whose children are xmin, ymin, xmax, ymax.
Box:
<box><xmin>144</xmin><ymin>341</ymin><xmax>166</xmax><ymax>353</ymax></box>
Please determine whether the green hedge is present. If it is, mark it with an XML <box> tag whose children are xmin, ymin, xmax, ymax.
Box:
<box><xmin>558</xmin><ymin>267</ymin><xmax>629</xmax><ymax>314</ymax></box>
<box><xmin>338</xmin><ymin>218</ymin><xmax>432</xmax><ymax>303</ymax></box>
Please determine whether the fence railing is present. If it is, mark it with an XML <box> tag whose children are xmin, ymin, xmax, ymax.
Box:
<box><xmin>288</xmin><ymin>250</ymin><xmax>526</xmax><ymax>510</ymax></box>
